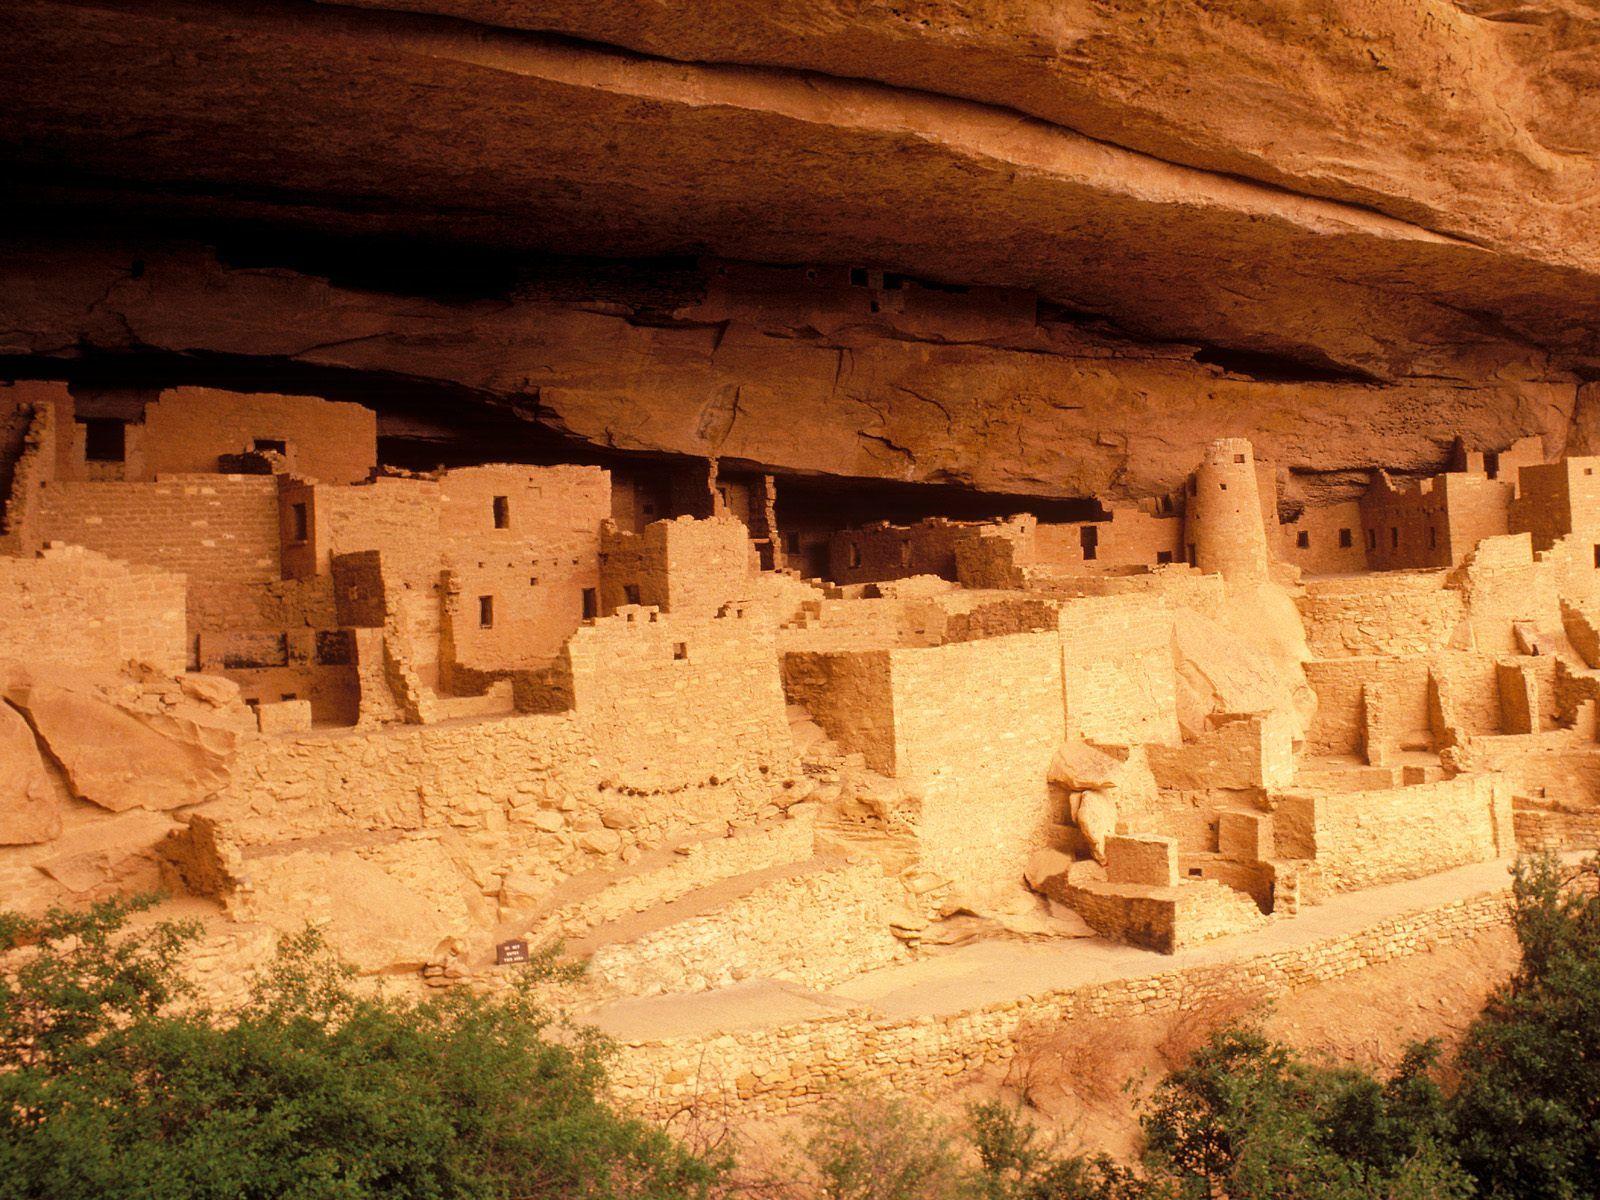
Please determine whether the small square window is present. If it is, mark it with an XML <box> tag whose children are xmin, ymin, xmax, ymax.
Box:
<box><xmin>1295</xmin><ymin>530</ymin><xmax>1310</xmax><ymax>549</ymax></box>
<box><xmin>1586</xmin><ymin>468</ymin><xmax>1594</xmax><ymax>477</ymax></box>
<box><xmin>1156</xmin><ymin>550</ymin><xmax>1173</xmax><ymax>565</ymax></box>
<box><xmin>492</xmin><ymin>496</ymin><xmax>510</xmax><ymax>529</ymax></box>
<box><xmin>81</xmin><ymin>418</ymin><xmax>125</xmax><ymax>463</ymax></box>
<box><xmin>673</xmin><ymin>642</ymin><xmax>688</xmax><ymax>661</ymax></box>
<box><xmin>849</xmin><ymin>267</ymin><xmax>868</xmax><ymax>287</ymax></box>
<box><xmin>1338</xmin><ymin>528</ymin><xmax>1353</xmax><ymax>549</ymax></box>
<box><xmin>478</xmin><ymin>596</ymin><xmax>494</xmax><ymax>628</ymax></box>
<box><xmin>529</xmin><ymin>576</ymin><xmax>538</xmax><ymax>587</ymax></box>
<box><xmin>1233</xmin><ymin>454</ymin><xmax>1246</xmax><ymax>464</ymax></box>
<box><xmin>624</xmin><ymin>584</ymin><xmax>641</xmax><ymax>606</ymax></box>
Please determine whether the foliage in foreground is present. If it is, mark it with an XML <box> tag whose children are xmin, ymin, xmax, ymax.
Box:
<box><xmin>797</xmin><ymin>1041</ymin><xmax>1468</xmax><ymax>1200</ymax></box>
<box><xmin>0</xmin><ymin>896</ymin><xmax>724</xmax><ymax>1200</ymax></box>
<box><xmin>794</xmin><ymin>853</ymin><xmax>1600</xmax><ymax>1200</ymax></box>
<box><xmin>4</xmin><ymin>853</ymin><xmax>1599</xmax><ymax>1200</ymax></box>
<box><xmin>1451</xmin><ymin>852</ymin><xmax>1600</xmax><ymax>1200</ymax></box>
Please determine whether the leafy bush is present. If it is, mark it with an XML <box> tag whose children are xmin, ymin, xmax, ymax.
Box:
<box><xmin>796</xmin><ymin>1092</ymin><xmax>970</xmax><ymax>1200</ymax></box>
<box><xmin>0</xmin><ymin>896</ymin><xmax>726</xmax><ymax>1200</ymax></box>
<box><xmin>1452</xmin><ymin>853</ymin><xmax>1600</xmax><ymax>1200</ymax></box>
<box><xmin>967</xmin><ymin>1102</ymin><xmax>1160</xmax><ymax>1200</ymax></box>
<box><xmin>1141</xmin><ymin>1028</ymin><xmax>1470</xmax><ymax>1200</ymax></box>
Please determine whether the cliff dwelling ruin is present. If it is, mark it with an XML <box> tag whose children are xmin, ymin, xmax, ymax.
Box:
<box><xmin>4</xmin><ymin>0</ymin><xmax>1600</xmax><ymax>1131</ymax></box>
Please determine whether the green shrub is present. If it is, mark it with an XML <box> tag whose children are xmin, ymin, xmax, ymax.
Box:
<box><xmin>1140</xmin><ymin>1028</ymin><xmax>1470</xmax><ymax>1200</ymax></box>
<box><xmin>1452</xmin><ymin>853</ymin><xmax>1600</xmax><ymax>1200</ymax></box>
<box><xmin>966</xmin><ymin>1102</ymin><xmax>1161</xmax><ymax>1200</ymax></box>
<box><xmin>0</xmin><ymin>896</ymin><xmax>726</xmax><ymax>1200</ymax></box>
<box><xmin>797</xmin><ymin>1092</ymin><xmax>970</xmax><ymax>1200</ymax></box>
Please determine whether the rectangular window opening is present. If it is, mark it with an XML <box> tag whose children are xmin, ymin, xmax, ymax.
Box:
<box><xmin>1232</xmin><ymin>454</ymin><xmax>1246</xmax><ymax>464</ymax></box>
<box><xmin>1428</xmin><ymin>527</ymin><xmax>1438</xmax><ymax>550</ymax></box>
<box><xmin>1390</xmin><ymin>527</ymin><xmax>1400</xmax><ymax>549</ymax></box>
<box><xmin>623</xmin><ymin>584</ymin><xmax>641</xmax><ymax>606</ymax></box>
<box><xmin>1339</xmin><ymin>528</ymin><xmax>1353</xmax><ymax>549</ymax></box>
<box><xmin>1156</xmin><ymin>550</ymin><xmax>1173</xmax><ymax>565</ymax></box>
<box><xmin>492</xmin><ymin>495</ymin><xmax>510</xmax><ymax>529</ymax></box>
<box><xmin>478</xmin><ymin>595</ymin><xmax>494</xmax><ymax>628</ymax></box>
<box><xmin>673</xmin><ymin>642</ymin><xmax>688</xmax><ymax>661</ymax></box>
<box><xmin>581</xmin><ymin>588</ymin><xmax>598</xmax><ymax>620</ymax></box>
<box><xmin>1295</xmin><ymin>530</ymin><xmax>1310</xmax><ymax>549</ymax></box>
<box><xmin>849</xmin><ymin>544</ymin><xmax>862</xmax><ymax>568</ymax></box>
<box><xmin>785</xmin><ymin>531</ymin><xmax>801</xmax><ymax>554</ymax></box>
<box><xmin>253</xmin><ymin>438</ymin><xmax>287</xmax><ymax>455</ymax></box>
<box><xmin>290</xmin><ymin>502</ymin><xmax>308</xmax><ymax>543</ymax></box>
<box><xmin>81</xmin><ymin>418</ymin><xmax>126</xmax><ymax>463</ymax></box>
<box><xmin>1366</xmin><ymin>529</ymin><xmax>1377</xmax><ymax>551</ymax></box>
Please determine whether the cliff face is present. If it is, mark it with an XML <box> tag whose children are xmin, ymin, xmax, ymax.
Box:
<box><xmin>3</xmin><ymin>0</ymin><xmax>1598</xmax><ymax>499</ymax></box>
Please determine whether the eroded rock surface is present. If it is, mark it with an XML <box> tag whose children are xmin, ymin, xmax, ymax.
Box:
<box><xmin>0</xmin><ymin>702</ymin><xmax>60</xmax><ymax>846</ymax></box>
<box><xmin>1</xmin><ymin>667</ymin><xmax>241</xmax><ymax>815</ymax></box>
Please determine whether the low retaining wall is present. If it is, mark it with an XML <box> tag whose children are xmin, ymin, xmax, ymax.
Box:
<box><xmin>606</xmin><ymin>887</ymin><xmax>1511</xmax><ymax>1118</ymax></box>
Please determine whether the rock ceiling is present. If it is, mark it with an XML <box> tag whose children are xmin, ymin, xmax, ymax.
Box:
<box><xmin>4</xmin><ymin>0</ymin><xmax>1599</xmax><ymax>498</ymax></box>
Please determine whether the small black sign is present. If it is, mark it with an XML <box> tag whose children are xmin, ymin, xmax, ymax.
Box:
<box><xmin>495</xmin><ymin>939</ymin><xmax>530</xmax><ymax>966</ymax></box>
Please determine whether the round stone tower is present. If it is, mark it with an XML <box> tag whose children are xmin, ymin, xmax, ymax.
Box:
<box><xmin>1187</xmin><ymin>437</ymin><xmax>1271</xmax><ymax>581</ymax></box>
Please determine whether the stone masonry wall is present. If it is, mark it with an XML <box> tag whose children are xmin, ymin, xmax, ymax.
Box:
<box><xmin>35</xmin><ymin>474</ymin><xmax>280</xmax><ymax>633</ymax></box>
<box><xmin>0</xmin><ymin>545</ymin><xmax>186</xmax><ymax>674</ymax></box>
<box><xmin>1276</xmin><ymin>775</ymin><xmax>1512</xmax><ymax>892</ymax></box>
<box><xmin>889</xmin><ymin>631</ymin><xmax>1064</xmax><ymax>897</ymax></box>
<box><xmin>1298</xmin><ymin>573</ymin><xmax>1463</xmax><ymax>658</ymax></box>
<box><xmin>1058</xmin><ymin>595</ymin><xmax>1181</xmax><ymax>747</ymax></box>
<box><xmin>587</xmin><ymin>861</ymin><xmax>905</xmax><ymax>997</ymax></box>
<box><xmin>780</xmin><ymin>650</ymin><xmax>897</xmax><ymax>774</ymax></box>
<box><xmin>141</xmin><ymin>387</ymin><xmax>376</xmax><ymax>485</ymax></box>
<box><xmin>215</xmin><ymin>607</ymin><xmax>797</xmax><ymax>863</ymax></box>
<box><xmin>607</xmin><ymin>887</ymin><xmax>1513</xmax><ymax>1118</ymax></box>
<box><xmin>440</xmin><ymin>465</ymin><xmax>609</xmax><ymax>667</ymax></box>
<box><xmin>1303</xmin><ymin>657</ymin><xmax>1433</xmax><ymax>756</ymax></box>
